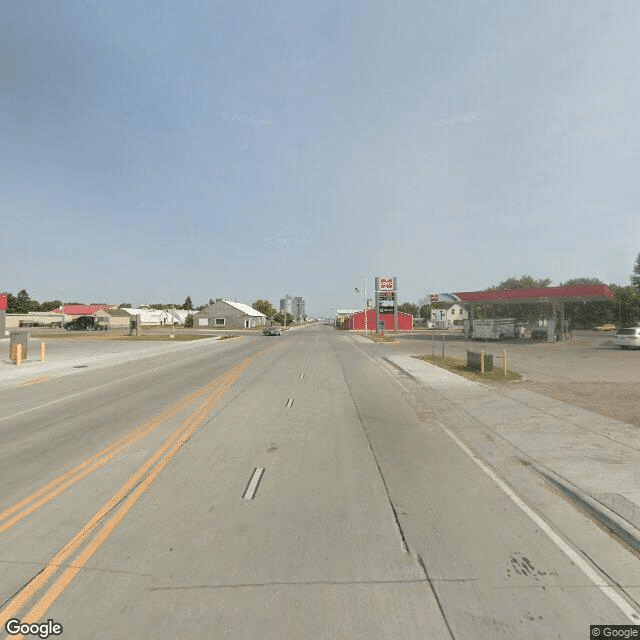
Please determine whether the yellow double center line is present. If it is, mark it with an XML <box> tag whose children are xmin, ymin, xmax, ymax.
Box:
<box><xmin>1</xmin><ymin>356</ymin><xmax>252</xmax><ymax>633</ymax></box>
<box><xmin>0</xmin><ymin>366</ymin><xmax>238</xmax><ymax>535</ymax></box>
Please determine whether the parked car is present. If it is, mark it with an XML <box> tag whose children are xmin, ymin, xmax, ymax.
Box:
<box><xmin>64</xmin><ymin>316</ymin><xmax>107</xmax><ymax>331</ymax></box>
<box><xmin>594</xmin><ymin>323</ymin><xmax>617</xmax><ymax>332</ymax></box>
<box><xmin>613</xmin><ymin>327</ymin><xmax>640</xmax><ymax>349</ymax></box>
<box><xmin>263</xmin><ymin>326</ymin><xmax>281</xmax><ymax>336</ymax></box>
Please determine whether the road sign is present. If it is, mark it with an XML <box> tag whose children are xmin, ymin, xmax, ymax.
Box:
<box><xmin>430</xmin><ymin>294</ymin><xmax>439</xmax><ymax>303</ymax></box>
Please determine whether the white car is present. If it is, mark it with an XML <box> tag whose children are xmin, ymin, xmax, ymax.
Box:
<box><xmin>613</xmin><ymin>327</ymin><xmax>640</xmax><ymax>350</ymax></box>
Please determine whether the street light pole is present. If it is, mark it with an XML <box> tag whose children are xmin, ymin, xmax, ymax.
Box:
<box><xmin>347</xmin><ymin>273</ymin><xmax>368</xmax><ymax>335</ymax></box>
<box><xmin>170</xmin><ymin>283</ymin><xmax>175</xmax><ymax>339</ymax></box>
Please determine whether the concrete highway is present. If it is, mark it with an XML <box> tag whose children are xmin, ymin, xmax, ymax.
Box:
<box><xmin>0</xmin><ymin>325</ymin><xmax>638</xmax><ymax>639</ymax></box>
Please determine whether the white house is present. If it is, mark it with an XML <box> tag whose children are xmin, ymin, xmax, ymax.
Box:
<box><xmin>430</xmin><ymin>303</ymin><xmax>468</xmax><ymax>327</ymax></box>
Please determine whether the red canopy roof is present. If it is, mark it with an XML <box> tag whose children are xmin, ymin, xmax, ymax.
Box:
<box><xmin>455</xmin><ymin>284</ymin><xmax>615</xmax><ymax>304</ymax></box>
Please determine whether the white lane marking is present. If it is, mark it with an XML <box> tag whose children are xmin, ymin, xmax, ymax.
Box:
<box><xmin>349</xmin><ymin>339</ymin><xmax>640</xmax><ymax>623</ymax></box>
<box><xmin>242</xmin><ymin>467</ymin><xmax>265</xmax><ymax>500</ymax></box>
<box><xmin>439</xmin><ymin>423</ymin><xmax>640</xmax><ymax>624</ymax></box>
<box><xmin>0</xmin><ymin>343</ymin><xmax>239</xmax><ymax>424</ymax></box>
<box><xmin>286</xmin><ymin>398</ymin><xmax>294</xmax><ymax>408</ymax></box>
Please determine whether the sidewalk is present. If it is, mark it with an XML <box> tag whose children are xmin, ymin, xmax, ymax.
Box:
<box><xmin>386</xmin><ymin>354</ymin><xmax>640</xmax><ymax>535</ymax></box>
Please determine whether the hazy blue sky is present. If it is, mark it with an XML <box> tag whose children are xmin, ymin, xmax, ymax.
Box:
<box><xmin>2</xmin><ymin>1</ymin><xmax>639</xmax><ymax>315</ymax></box>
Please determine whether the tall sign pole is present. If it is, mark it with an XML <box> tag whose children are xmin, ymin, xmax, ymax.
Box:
<box><xmin>375</xmin><ymin>276</ymin><xmax>397</xmax><ymax>335</ymax></box>
<box><xmin>375</xmin><ymin>279</ymin><xmax>380</xmax><ymax>335</ymax></box>
<box><xmin>393</xmin><ymin>276</ymin><xmax>398</xmax><ymax>335</ymax></box>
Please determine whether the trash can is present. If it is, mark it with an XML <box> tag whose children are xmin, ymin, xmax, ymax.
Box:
<box><xmin>10</xmin><ymin>330</ymin><xmax>29</xmax><ymax>362</ymax></box>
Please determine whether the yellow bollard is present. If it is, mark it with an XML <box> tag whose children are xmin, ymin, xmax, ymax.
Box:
<box><xmin>503</xmin><ymin>349</ymin><xmax>507</xmax><ymax>375</ymax></box>
<box><xmin>41</xmin><ymin>341</ymin><xmax>46</xmax><ymax>362</ymax></box>
<box><xmin>480</xmin><ymin>350</ymin><xmax>485</xmax><ymax>374</ymax></box>
<box><xmin>16</xmin><ymin>343</ymin><xmax>22</xmax><ymax>366</ymax></box>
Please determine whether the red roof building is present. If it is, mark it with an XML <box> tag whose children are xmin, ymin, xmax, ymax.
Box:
<box><xmin>52</xmin><ymin>304</ymin><xmax>117</xmax><ymax>316</ymax></box>
<box><xmin>346</xmin><ymin>309</ymin><xmax>413</xmax><ymax>331</ymax></box>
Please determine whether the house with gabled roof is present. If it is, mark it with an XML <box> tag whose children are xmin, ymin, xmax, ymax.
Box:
<box><xmin>193</xmin><ymin>300</ymin><xmax>266</xmax><ymax>329</ymax></box>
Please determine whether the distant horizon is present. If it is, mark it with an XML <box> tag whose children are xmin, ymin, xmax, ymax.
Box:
<box><xmin>2</xmin><ymin>277</ymin><xmax>631</xmax><ymax>316</ymax></box>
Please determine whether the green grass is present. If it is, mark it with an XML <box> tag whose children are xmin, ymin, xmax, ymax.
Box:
<box><xmin>414</xmin><ymin>354</ymin><xmax>521</xmax><ymax>382</ymax></box>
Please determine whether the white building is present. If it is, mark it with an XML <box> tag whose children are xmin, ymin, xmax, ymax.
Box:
<box><xmin>159</xmin><ymin>309</ymin><xmax>192</xmax><ymax>325</ymax></box>
<box><xmin>430</xmin><ymin>303</ymin><xmax>468</xmax><ymax>327</ymax></box>
<box><xmin>120</xmin><ymin>308</ymin><xmax>164</xmax><ymax>325</ymax></box>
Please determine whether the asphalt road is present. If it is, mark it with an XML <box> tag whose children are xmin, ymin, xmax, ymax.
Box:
<box><xmin>0</xmin><ymin>326</ymin><xmax>637</xmax><ymax>639</ymax></box>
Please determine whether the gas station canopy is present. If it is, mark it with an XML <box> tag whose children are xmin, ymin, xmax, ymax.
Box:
<box><xmin>452</xmin><ymin>284</ymin><xmax>615</xmax><ymax>305</ymax></box>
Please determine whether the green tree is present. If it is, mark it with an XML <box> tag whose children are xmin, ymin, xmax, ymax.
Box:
<box><xmin>398</xmin><ymin>302</ymin><xmax>419</xmax><ymax>316</ymax></box>
<box><xmin>491</xmin><ymin>275</ymin><xmax>551</xmax><ymax>290</ymax></box>
<box><xmin>119</xmin><ymin>303</ymin><xmax>132</xmax><ymax>308</ymax></box>
<box><xmin>184</xmin><ymin>313</ymin><xmax>194</xmax><ymax>328</ymax></box>
<box><xmin>418</xmin><ymin>303</ymin><xmax>432</xmax><ymax>320</ymax></box>
<box><xmin>417</xmin><ymin>297</ymin><xmax>433</xmax><ymax>321</ymax></box>
<box><xmin>560</xmin><ymin>277</ymin><xmax>604</xmax><ymax>286</ymax></box>
<box><xmin>11</xmin><ymin>289</ymin><xmax>32</xmax><ymax>313</ymax></box>
<box><xmin>253</xmin><ymin>299</ymin><xmax>277</xmax><ymax>318</ymax></box>
<box><xmin>183</xmin><ymin>296</ymin><xmax>193</xmax><ymax>311</ymax></box>
<box><xmin>610</xmin><ymin>285</ymin><xmax>640</xmax><ymax>327</ymax></box>
<box><xmin>632</xmin><ymin>252</ymin><xmax>640</xmax><ymax>291</ymax></box>
<box><xmin>40</xmin><ymin>300</ymin><xmax>63</xmax><ymax>312</ymax></box>
<box><xmin>273</xmin><ymin>311</ymin><xmax>294</xmax><ymax>325</ymax></box>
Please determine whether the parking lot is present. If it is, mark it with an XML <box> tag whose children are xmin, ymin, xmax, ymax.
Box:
<box><xmin>388</xmin><ymin>329</ymin><xmax>640</xmax><ymax>429</ymax></box>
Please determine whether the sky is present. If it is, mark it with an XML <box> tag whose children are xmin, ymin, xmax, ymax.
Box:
<box><xmin>1</xmin><ymin>1</ymin><xmax>639</xmax><ymax>317</ymax></box>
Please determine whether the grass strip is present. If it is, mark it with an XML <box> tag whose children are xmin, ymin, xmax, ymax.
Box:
<box><xmin>414</xmin><ymin>354</ymin><xmax>521</xmax><ymax>382</ymax></box>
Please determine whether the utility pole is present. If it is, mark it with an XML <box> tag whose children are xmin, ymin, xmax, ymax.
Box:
<box><xmin>170</xmin><ymin>283</ymin><xmax>175</xmax><ymax>339</ymax></box>
<box><xmin>348</xmin><ymin>274</ymin><xmax>368</xmax><ymax>334</ymax></box>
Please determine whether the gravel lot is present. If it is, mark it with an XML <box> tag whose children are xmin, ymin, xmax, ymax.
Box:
<box><xmin>393</xmin><ymin>329</ymin><xmax>640</xmax><ymax>429</ymax></box>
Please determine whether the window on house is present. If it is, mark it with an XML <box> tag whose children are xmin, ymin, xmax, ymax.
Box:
<box><xmin>215</xmin><ymin>318</ymin><xmax>225</xmax><ymax>325</ymax></box>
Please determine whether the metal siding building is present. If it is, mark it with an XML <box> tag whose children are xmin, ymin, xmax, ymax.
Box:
<box><xmin>347</xmin><ymin>310</ymin><xmax>413</xmax><ymax>331</ymax></box>
<box><xmin>193</xmin><ymin>300</ymin><xmax>266</xmax><ymax>329</ymax></box>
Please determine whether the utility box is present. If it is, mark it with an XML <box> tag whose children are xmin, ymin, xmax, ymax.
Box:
<box><xmin>467</xmin><ymin>350</ymin><xmax>493</xmax><ymax>371</ymax></box>
<box><xmin>129</xmin><ymin>314</ymin><xmax>142</xmax><ymax>336</ymax></box>
<box><xmin>10</xmin><ymin>330</ymin><xmax>29</xmax><ymax>362</ymax></box>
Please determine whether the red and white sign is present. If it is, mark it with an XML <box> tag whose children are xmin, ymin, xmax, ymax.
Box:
<box><xmin>0</xmin><ymin>293</ymin><xmax>7</xmax><ymax>311</ymax></box>
<box><xmin>379</xmin><ymin>278</ymin><xmax>394</xmax><ymax>290</ymax></box>
<box><xmin>430</xmin><ymin>294</ymin><xmax>439</xmax><ymax>303</ymax></box>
